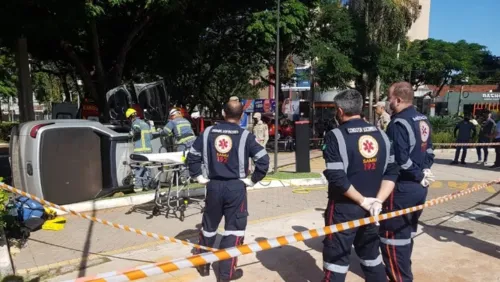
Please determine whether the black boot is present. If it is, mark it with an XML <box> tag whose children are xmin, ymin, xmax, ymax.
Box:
<box><xmin>218</xmin><ymin>269</ymin><xmax>243</xmax><ymax>282</ymax></box>
<box><xmin>196</xmin><ymin>263</ymin><xmax>211</xmax><ymax>277</ymax></box>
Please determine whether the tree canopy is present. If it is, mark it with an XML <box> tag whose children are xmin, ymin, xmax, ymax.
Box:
<box><xmin>1</xmin><ymin>0</ymin><xmax>500</xmax><ymax>120</ymax></box>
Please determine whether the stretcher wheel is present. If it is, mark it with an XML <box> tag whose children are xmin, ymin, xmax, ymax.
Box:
<box><xmin>165</xmin><ymin>208</ymin><xmax>170</xmax><ymax>218</ymax></box>
<box><xmin>179</xmin><ymin>212</ymin><xmax>185</xmax><ymax>222</ymax></box>
<box><xmin>152</xmin><ymin>206</ymin><xmax>160</xmax><ymax>216</ymax></box>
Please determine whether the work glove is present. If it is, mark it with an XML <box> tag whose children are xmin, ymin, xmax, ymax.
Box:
<box><xmin>195</xmin><ymin>175</ymin><xmax>209</xmax><ymax>185</ymax></box>
<box><xmin>420</xmin><ymin>169</ymin><xmax>435</xmax><ymax>187</ymax></box>
<box><xmin>369</xmin><ymin>200</ymin><xmax>383</xmax><ymax>226</ymax></box>
<box><xmin>241</xmin><ymin>178</ymin><xmax>255</xmax><ymax>187</ymax></box>
<box><xmin>360</xmin><ymin>197</ymin><xmax>380</xmax><ymax>212</ymax></box>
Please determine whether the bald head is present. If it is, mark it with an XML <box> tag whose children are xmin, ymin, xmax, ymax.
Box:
<box><xmin>224</xmin><ymin>100</ymin><xmax>243</xmax><ymax>121</ymax></box>
<box><xmin>389</xmin><ymin>81</ymin><xmax>414</xmax><ymax>103</ymax></box>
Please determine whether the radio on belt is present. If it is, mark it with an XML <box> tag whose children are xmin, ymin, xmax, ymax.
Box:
<box><xmin>294</xmin><ymin>120</ymin><xmax>311</xmax><ymax>172</ymax></box>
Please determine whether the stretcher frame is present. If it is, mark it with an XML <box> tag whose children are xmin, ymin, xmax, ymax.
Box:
<box><xmin>128</xmin><ymin>158</ymin><xmax>206</xmax><ymax>222</ymax></box>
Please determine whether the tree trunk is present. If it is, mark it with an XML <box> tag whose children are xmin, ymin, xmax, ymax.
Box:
<box><xmin>375</xmin><ymin>75</ymin><xmax>381</xmax><ymax>103</ymax></box>
<box><xmin>60</xmin><ymin>74</ymin><xmax>71</xmax><ymax>102</ymax></box>
<box><xmin>15</xmin><ymin>37</ymin><xmax>35</xmax><ymax>122</ymax></box>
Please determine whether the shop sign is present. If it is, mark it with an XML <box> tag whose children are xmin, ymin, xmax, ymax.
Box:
<box><xmin>482</xmin><ymin>93</ymin><xmax>500</xmax><ymax>101</ymax></box>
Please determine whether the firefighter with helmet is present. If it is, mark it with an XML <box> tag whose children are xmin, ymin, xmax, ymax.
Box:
<box><xmin>162</xmin><ymin>108</ymin><xmax>196</xmax><ymax>152</ymax></box>
<box><xmin>126</xmin><ymin>108</ymin><xmax>154</xmax><ymax>191</ymax></box>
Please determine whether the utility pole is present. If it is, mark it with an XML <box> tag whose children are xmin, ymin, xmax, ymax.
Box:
<box><xmin>273</xmin><ymin>0</ymin><xmax>280</xmax><ymax>173</ymax></box>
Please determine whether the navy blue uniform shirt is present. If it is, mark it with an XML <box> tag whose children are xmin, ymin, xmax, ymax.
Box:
<box><xmin>187</xmin><ymin>121</ymin><xmax>269</xmax><ymax>183</ymax></box>
<box><xmin>323</xmin><ymin>118</ymin><xmax>399</xmax><ymax>202</ymax></box>
<box><xmin>454</xmin><ymin>120</ymin><xmax>476</xmax><ymax>142</ymax></box>
<box><xmin>387</xmin><ymin>106</ymin><xmax>434</xmax><ymax>183</ymax></box>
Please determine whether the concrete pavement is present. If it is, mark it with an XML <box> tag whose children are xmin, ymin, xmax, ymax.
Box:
<box><xmin>50</xmin><ymin>185</ymin><xmax>500</xmax><ymax>282</ymax></box>
<box><xmin>8</xmin><ymin>150</ymin><xmax>500</xmax><ymax>281</ymax></box>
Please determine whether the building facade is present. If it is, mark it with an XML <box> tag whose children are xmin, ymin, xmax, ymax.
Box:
<box><xmin>407</xmin><ymin>0</ymin><xmax>431</xmax><ymax>41</ymax></box>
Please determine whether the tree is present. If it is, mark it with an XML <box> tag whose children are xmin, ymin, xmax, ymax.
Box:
<box><xmin>400</xmin><ymin>39</ymin><xmax>492</xmax><ymax>96</ymax></box>
<box><xmin>308</xmin><ymin>1</ymin><xmax>358</xmax><ymax>90</ymax></box>
<box><xmin>0</xmin><ymin>48</ymin><xmax>17</xmax><ymax>102</ymax></box>
<box><xmin>348</xmin><ymin>0</ymin><xmax>420</xmax><ymax>119</ymax></box>
<box><xmin>248</xmin><ymin>0</ymin><xmax>317</xmax><ymax>97</ymax></box>
<box><xmin>0</xmin><ymin>0</ymin><xmax>174</xmax><ymax>117</ymax></box>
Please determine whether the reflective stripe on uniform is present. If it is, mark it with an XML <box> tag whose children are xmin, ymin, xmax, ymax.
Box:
<box><xmin>253</xmin><ymin>148</ymin><xmax>267</xmax><ymax>162</ymax></box>
<box><xmin>140</xmin><ymin>129</ymin><xmax>152</xmax><ymax>152</ymax></box>
<box><xmin>178</xmin><ymin>135</ymin><xmax>195</xmax><ymax>145</ymax></box>
<box><xmin>388</xmin><ymin>155</ymin><xmax>395</xmax><ymax>163</ymax></box>
<box><xmin>222</xmin><ymin>230</ymin><xmax>245</xmax><ymax>237</ymax></box>
<box><xmin>326</xmin><ymin>162</ymin><xmax>344</xmax><ymax>170</ymax></box>
<box><xmin>380</xmin><ymin>129</ymin><xmax>391</xmax><ymax>174</ymax></box>
<box><xmin>202</xmin><ymin>126</ymin><xmax>213</xmax><ymax>178</ymax></box>
<box><xmin>202</xmin><ymin>229</ymin><xmax>217</xmax><ymax>238</ymax></box>
<box><xmin>238</xmin><ymin>130</ymin><xmax>250</xmax><ymax>178</ymax></box>
<box><xmin>331</xmin><ymin>129</ymin><xmax>348</xmax><ymax>173</ymax></box>
<box><xmin>394</xmin><ymin>118</ymin><xmax>416</xmax><ymax>153</ymax></box>
<box><xmin>380</xmin><ymin>237</ymin><xmax>411</xmax><ymax>246</ymax></box>
<box><xmin>401</xmin><ymin>159</ymin><xmax>413</xmax><ymax>170</ymax></box>
<box><xmin>323</xmin><ymin>261</ymin><xmax>349</xmax><ymax>273</ymax></box>
<box><xmin>359</xmin><ymin>255</ymin><xmax>382</xmax><ymax>267</ymax></box>
<box><xmin>189</xmin><ymin>147</ymin><xmax>201</xmax><ymax>156</ymax></box>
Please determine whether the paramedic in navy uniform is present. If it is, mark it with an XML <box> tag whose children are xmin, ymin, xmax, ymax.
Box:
<box><xmin>322</xmin><ymin>89</ymin><xmax>399</xmax><ymax>282</ymax></box>
<box><xmin>372</xmin><ymin>82</ymin><xmax>435</xmax><ymax>282</ymax></box>
<box><xmin>187</xmin><ymin>100</ymin><xmax>270</xmax><ymax>282</ymax></box>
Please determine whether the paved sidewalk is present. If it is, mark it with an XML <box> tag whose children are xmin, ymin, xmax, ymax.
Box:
<box><xmin>283</xmin><ymin>150</ymin><xmax>500</xmax><ymax>182</ymax></box>
<box><xmin>10</xmin><ymin>149</ymin><xmax>500</xmax><ymax>281</ymax></box>
<box><xmin>51</xmin><ymin>188</ymin><xmax>500</xmax><ymax>282</ymax></box>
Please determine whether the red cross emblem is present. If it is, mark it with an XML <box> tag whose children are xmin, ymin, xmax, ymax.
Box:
<box><xmin>218</xmin><ymin>139</ymin><xmax>229</xmax><ymax>150</ymax></box>
<box><xmin>363</xmin><ymin>140</ymin><xmax>374</xmax><ymax>153</ymax></box>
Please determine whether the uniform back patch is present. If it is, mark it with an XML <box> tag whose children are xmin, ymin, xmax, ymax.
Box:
<box><xmin>358</xmin><ymin>135</ymin><xmax>379</xmax><ymax>159</ymax></box>
<box><xmin>347</xmin><ymin>126</ymin><xmax>377</xmax><ymax>134</ymax></box>
<box><xmin>419</xmin><ymin>121</ymin><xmax>430</xmax><ymax>142</ymax></box>
<box><xmin>214</xmin><ymin>135</ymin><xmax>233</xmax><ymax>153</ymax></box>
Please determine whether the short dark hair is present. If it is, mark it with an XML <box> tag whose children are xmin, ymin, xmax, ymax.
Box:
<box><xmin>390</xmin><ymin>82</ymin><xmax>414</xmax><ymax>102</ymax></box>
<box><xmin>224</xmin><ymin>101</ymin><xmax>243</xmax><ymax>119</ymax></box>
<box><xmin>334</xmin><ymin>89</ymin><xmax>363</xmax><ymax>116</ymax></box>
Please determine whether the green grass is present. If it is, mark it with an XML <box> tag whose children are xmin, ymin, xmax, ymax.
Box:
<box><xmin>265</xmin><ymin>171</ymin><xmax>322</xmax><ymax>180</ymax></box>
<box><xmin>104</xmin><ymin>172</ymin><xmax>322</xmax><ymax>199</ymax></box>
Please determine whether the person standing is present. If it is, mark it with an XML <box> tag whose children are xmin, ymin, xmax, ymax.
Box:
<box><xmin>489</xmin><ymin>112</ymin><xmax>500</xmax><ymax>168</ymax></box>
<box><xmin>451</xmin><ymin>114</ymin><xmax>476</xmax><ymax>165</ymax></box>
<box><xmin>321</xmin><ymin>89</ymin><xmax>399</xmax><ymax>282</ymax></box>
<box><xmin>476</xmin><ymin>111</ymin><xmax>496</xmax><ymax>165</ymax></box>
<box><xmin>374</xmin><ymin>101</ymin><xmax>391</xmax><ymax>131</ymax></box>
<box><xmin>162</xmin><ymin>108</ymin><xmax>196</xmax><ymax>152</ymax></box>
<box><xmin>126</xmin><ymin>108</ymin><xmax>154</xmax><ymax>190</ymax></box>
<box><xmin>373</xmin><ymin>82</ymin><xmax>435</xmax><ymax>282</ymax></box>
<box><xmin>252</xmin><ymin>112</ymin><xmax>269</xmax><ymax>147</ymax></box>
<box><xmin>187</xmin><ymin>101</ymin><xmax>270</xmax><ymax>282</ymax></box>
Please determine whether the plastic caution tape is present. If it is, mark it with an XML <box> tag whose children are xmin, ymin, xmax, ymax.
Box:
<box><xmin>0</xmin><ymin>183</ymin><xmax>216</xmax><ymax>252</ymax></box>
<box><xmin>434</xmin><ymin>142</ymin><xmax>500</xmax><ymax>147</ymax></box>
<box><xmin>74</xmin><ymin>178</ymin><xmax>500</xmax><ymax>282</ymax></box>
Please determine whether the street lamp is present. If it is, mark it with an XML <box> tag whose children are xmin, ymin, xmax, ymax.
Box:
<box><xmin>273</xmin><ymin>0</ymin><xmax>280</xmax><ymax>173</ymax></box>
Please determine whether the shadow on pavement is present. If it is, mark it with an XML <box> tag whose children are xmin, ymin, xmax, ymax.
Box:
<box><xmin>255</xmin><ymin>236</ymin><xmax>323</xmax><ymax>282</ymax></box>
<box><xmin>291</xmin><ymin>226</ymin><xmax>365</xmax><ymax>280</ymax></box>
<box><xmin>125</xmin><ymin>195</ymin><xmax>204</xmax><ymax>221</ymax></box>
<box><xmin>420</xmin><ymin>222</ymin><xmax>500</xmax><ymax>260</ymax></box>
<box><xmin>433</xmin><ymin>158</ymin><xmax>500</xmax><ymax>171</ymax></box>
<box><xmin>1</xmin><ymin>276</ymin><xmax>39</xmax><ymax>282</ymax></box>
